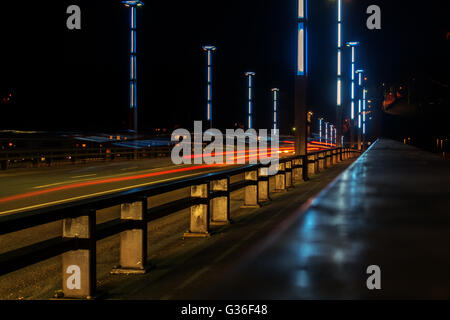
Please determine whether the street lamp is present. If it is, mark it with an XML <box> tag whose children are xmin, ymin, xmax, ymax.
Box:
<box><xmin>294</xmin><ymin>0</ymin><xmax>309</xmax><ymax>156</ymax></box>
<box><xmin>346</xmin><ymin>41</ymin><xmax>359</xmax><ymax>121</ymax></box>
<box><xmin>346</xmin><ymin>41</ymin><xmax>359</xmax><ymax>149</ymax></box>
<box><xmin>318</xmin><ymin>118</ymin><xmax>323</xmax><ymax>142</ymax></box>
<box><xmin>271</xmin><ymin>88</ymin><xmax>280</xmax><ymax>131</ymax></box>
<box><xmin>202</xmin><ymin>46</ymin><xmax>217</xmax><ymax>129</ymax></box>
<box><xmin>245</xmin><ymin>72</ymin><xmax>256</xmax><ymax>129</ymax></box>
<box><xmin>123</xmin><ymin>0</ymin><xmax>144</xmax><ymax>134</ymax></box>
<box><xmin>356</xmin><ymin>69</ymin><xmax>364</xmax><ymax>129</ymax></box>
<box><xmin>335</xmin><ymin>0</ymin><xmax>343</xmax><ymax>147</ymax></box>
<box><xmin>325</xmin><ymin>121</ymin><xmax>329</xmax><ymax>146</ymax></box>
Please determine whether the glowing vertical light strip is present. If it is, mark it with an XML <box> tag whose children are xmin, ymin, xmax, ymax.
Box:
<box><xmin>297</xmin><ymin>23</ymin><xmax>305</xmax><ymax>76</ymax></box>
<box><xmin>338</xmin><ymin>23</ymin><xmax>341</xmax><ymax>48</ymax></box>
<box><xmin>337</xmin><ymin>51</ymin><xmax>341</xmax><ymax>76</ymax></box>
<box><xmin>319</xmin><ymin>118</ymin><xmax>323</xmax><ymax>142</ymax></box>
<box><xmin>203</xmin><ymin>47</ymin><xmax>216</xmax><ymax>124</ymax></box>
<box><xmin>272</xmin><ymin>89</ymin><xmax>279</xmax><ymax>131</ymax></box>
<box><xmin>351</xmin><ymin>101</ymin><xmax>354</xmax><ymax>119</ymax></box>
<box><xmin>336</xmin><ymin>0</ymin><xmax>342</xmax><ymax>109</ymax></box>
<box><xmin>358</xmin><ymin>72</ymin><xmax>362</xmax><ymax>86</ymax></box>
<box><xmin>337</xmin><ymin>80</ymin><xmax>341</xmax><ymax>105</ymax></box>
<box><xmin>246</xmin><ymin>73</ymin><xmax>255</xmax><ymax>129</ymax></box>
<box><xmin>325</xmin><ymin>122</ymin><xmax>329</xmax><ymax>145</ymax></box>
<box><xmin>298</xmin><ymin>0</ymin><xmax>304</xmax><ymax>18</ymax></box>
<box><xmin>358</xmin><ymin>100</ymin><xmax>361</xmax><ymax>128</ymax></box>
<box><xmin>351</xmin><ymin>82</ymin><xmax>354</xmax><ymax>99</ymax></box>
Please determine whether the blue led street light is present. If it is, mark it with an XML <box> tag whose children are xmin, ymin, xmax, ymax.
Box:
<box><xmin>203</xmin><ymin>45</ymin><xmax>217</xmax><ymax>128</ymax></box>
<box><xmin>123</xmin><ymin>0</ymin><xmax>144</xmax><ymax>134</ymax></box>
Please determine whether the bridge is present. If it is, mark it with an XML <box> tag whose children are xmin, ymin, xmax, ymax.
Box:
<box><xmin>1</xmin><ymin>139</ymin><xmax>449</xmax><ymax>299</ymax></box>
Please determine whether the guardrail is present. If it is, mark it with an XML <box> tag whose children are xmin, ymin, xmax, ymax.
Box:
<box><xmin>0</xmin><ymin>146</ymin><xmax>172</xmax><ymax>170</ymax></box>
<box><xmin>0</xmin><ymin>147</ymin><xmax>360</xmax><ymax>299</ymax></box>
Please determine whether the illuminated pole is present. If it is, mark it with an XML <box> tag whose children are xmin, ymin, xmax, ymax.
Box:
<box><xmin>334</xmin><ymin>126</ymin><xmax>337</xmax><ymax>145</ymax></box>
<box><xmin>271</xmin><ymin>88</ymin><xmax>280</xmax><ymax>130</ymax></box>
<box><xmin>325</xmin><ymin>121</ymin><xmax>329</xmax><ymax>146</ymax></box>
<box><xmin>336</xmin><ymin>0</ymin><xmax>343</xmax><ymax>146</ymax></box>
<box><xmin>346</xmin><ymin>41</ymin><xmax>359</xmax><ymax>148</ymax></box>
<box><xmin>319</xmin><ymin>118</ymin><xmax>323</xmax><ymax>142</ymax></box>
<box><xmin>203</xmin><ymin>45</ymin><xmax>217</xmax><ymax>129</ymax></box>
<box><xmin>245</xmin><ymin>72</ymin><xmax>256</xmax><ymax>129</ymax></box>
<box><xmin>294</xmin><ymin>0</ymin><xmax>308</xmax><ymax>158</ymax></box>
<box><xmin>356</xmin><ymin>69</ymin><xmax>364</xmax><ymax>150</ymax></box>
<box><xmin>330</xmin><ymin>124</ymin><xmax>334</xmax><ymax>145</ymax></box>
<box><xmin>123</xmin><ymin>0</ymin><xmax>144</xmax><ymax>134</ymax></box>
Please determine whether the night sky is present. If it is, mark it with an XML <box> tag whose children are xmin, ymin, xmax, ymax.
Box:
<box><xmin>0</xmin><ymin>0</ymin><xmax>448</xmax><ymax>134</ymax></box>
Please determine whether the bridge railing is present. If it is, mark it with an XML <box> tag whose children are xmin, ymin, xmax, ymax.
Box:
<box><xmin>0</xmin><ymin>147</ymin><xmax>360</xmax><ymax>299</ymax></box>
<box><xmin>0</xmin><ymin>145</ymin><xmax>173</xmax><ymax>170</ymax></box>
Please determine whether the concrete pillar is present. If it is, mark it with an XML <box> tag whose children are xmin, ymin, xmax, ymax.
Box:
<box><xmin>307</xmin><ymin>154</ymin><xmax>315</xmax><ymax>177</ymax></box>
<box><xmin>184</xmin><ymin>183</ymin><xmax>210</xmax><ymax>237</ymax></box>
<box><xmin>285</xmin><ymin>161</ymin><xmax>293</xmax><ymax>188</ymax></box>
<box><xmin>332</xmin><ymin>149</ymin><xmax>337</xmax><ymax>164</ymax></box>
<box><xmin>326</xmin><ymin>150</ymin><xmax>332</xmax><ymax>167</ymax></box>
<box><xmin>258</xmin><ymin>167</ymin><xmax>271</xmax><ymax>203</ymax></box>
<box><xmin>62</xmin><ymin>210</ymin><xmax>96</xmax><ymax>299</ymax></box>
<box><xmin>318</xmin><ymin>152</ymin><xmax>325</xmax><ymax>171</ymax></box>
<box><xmin>111</xmin><ymin>199</ymin><xmax>148</xmax><ymax>275</ymax></box>
<box><xmin>210</xmin><ymin>177</ymin><xmax>230</xmax><ymax>225</ymax></box>
<box><xmin>314</xmin><ymin>153</ymin><xmax>319</xmax><ymax>173</ymax></box>
<box><xmin>292</xmin><ymin>158</ymin><xmax>304</xmax><ymax>183</ymax></box>
<box><xmin>274</xmin><ymin>162</ymin><xmax>287</xmax><ymax>192</ymax></box>
<box><xmin>241</xmin><ymin>170</ymin><xmax>260</xmax><ymax>208</ymax></box>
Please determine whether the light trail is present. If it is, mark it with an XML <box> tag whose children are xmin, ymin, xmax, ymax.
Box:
<box><xmin>0</xmin><ymin>164</ymin><xmax>218</xmax><ymax>204</ymax></box>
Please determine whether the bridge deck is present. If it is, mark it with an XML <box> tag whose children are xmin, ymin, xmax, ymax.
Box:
<box><xmin>206</xmin><ymin>139</ymin><xmax>450</xmax><ymax>299</ymax></box>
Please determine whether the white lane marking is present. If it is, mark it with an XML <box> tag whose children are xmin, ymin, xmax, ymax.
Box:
<box><xmin>0</xmin><ymin>171</ymin><xmax>216</xmax><ymax>216</ymax></box>
<box><xmin>70</xmin><ymin>174</ymin><xmax>97</xmax><ymax>179</ymax></box>
<box><xmin>31</xmin><ymin>165</ymin><xmax>192</xmax><ymax>190</ymax></box>
<box><xmin>120</xmin><ymin>166</ymin><xmax>139</xmax><ymax>171</ymax></box>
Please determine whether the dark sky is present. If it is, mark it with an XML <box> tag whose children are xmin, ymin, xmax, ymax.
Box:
<box><xmin>0</xmin><ymin>0</ymin><xmax>448</xmax><ymax>133</ymax></box>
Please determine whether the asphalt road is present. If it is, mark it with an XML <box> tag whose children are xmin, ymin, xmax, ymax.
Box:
<box><xmin>0</xmin><ymin>157</ymin><xmax>355</xmax><ymax>299</ymax></box>
<box><xmin>0</xmin><ymin>157</ymin><xmax>241</xmax><ymax>215</ymax></box>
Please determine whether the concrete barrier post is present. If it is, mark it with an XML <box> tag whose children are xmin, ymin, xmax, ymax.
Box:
<box><xmin>326</xmin><ymin>150</ymin><xmax>332</xmax><ymax>167</ymax></box>
<box><xmin>62</xmin><ymin>210</ymin><xmax>96</xmax><ymax>299</ymax></box>
<box><xmin>258</xmin><ymin>167</ymin><xmax>271</xmax><ymax>202</ymax></box>
<box><xmin>274</xmin><ymin>162</ymin><xmax>287</xmax><ymax>192</ymax></box>
<box><xmin>241</xmin><ymin>170</ymin><xmax>260</xmax><ymax>208</ymax></box>
<box><xmin>285</xmin><ymin>161</ymin><xmax>293</xmax><ymax>188</ymax></box>
<box><xmin>292</xmin><ymin>158</ymin><xmax>304</xmax><ymax>182</ymax></box>
<box><xmin>318</xmin><ymin>152</ymin><xmax>325</xmax><ymax>171</ymax></box>
<box><xmin>184</xmin><ymin>183</ymin><xmax>210</xmax><ymax>237</ymax></box>
<box><xmin>111</xmin><ymin>198</ymin><xmax>149</xmax><ymax>274</ymax></box>
<box><xmin>307</xmin><ymin>154</ymin><xmax>316</xmax><ymax>177</ymax></box>
<box><xmin>332</xmin><ymin>149</ymin><xmax>337</xmax><ymax>164</ymax></box>
<box><xmin>210</xmin><ymin>177</ymin><xmax>230</xmax><ymax>224</ymax></box>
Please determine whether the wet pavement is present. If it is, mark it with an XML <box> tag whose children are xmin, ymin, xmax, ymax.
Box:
<box><xmin>204</xmin><ymin>139</ymin><xmax>450</xmax><ymax>299</ymax></box>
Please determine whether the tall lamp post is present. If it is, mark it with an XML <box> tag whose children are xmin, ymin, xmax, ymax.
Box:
<box><xmin>271</xmin><ymin>88</ymin><xmax>280</xmax><ymax>131</ymax></box>
<box><xmin>336</xmin><ymin>0</ymin><xmax>343</xmax><ymax>147</ymax></box>
<box><xmin>202</xmin><ymin>46</ymin><xmax>217</xmax><ymax>129</ymax></box>
<box><xmin>123</xmin><ymin>0</ymin><xmax>144</xmax><ymax>134</ymax></box>
<box><xmin>245</xmin><ymin>72</ymin><xmax>256</xmax><ymax>129</ymax></box>
<box><xmin>356</xmin><ymin>69</ymin><xmax>364</xmax><ymax>150</ymax></box>
<box><xmin>294</xmin><ymin>0</ymin><xmax>308</xmax><ymax>157</ymax></box>
<box><xmin>346</xmin><ymin>41</ymin><xmax>359</xmax><ymax>148</ymax></box>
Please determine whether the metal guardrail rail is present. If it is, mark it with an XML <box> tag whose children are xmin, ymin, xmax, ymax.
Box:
<box><xmin>0</xmin><ymin>146</ymin><xmax>172</xmax><ymax>170</ymax></box>
<box><xmin>0</xmin><ymin>147</ymin><xmax>361</xmax><ymax>299</ymax></box>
